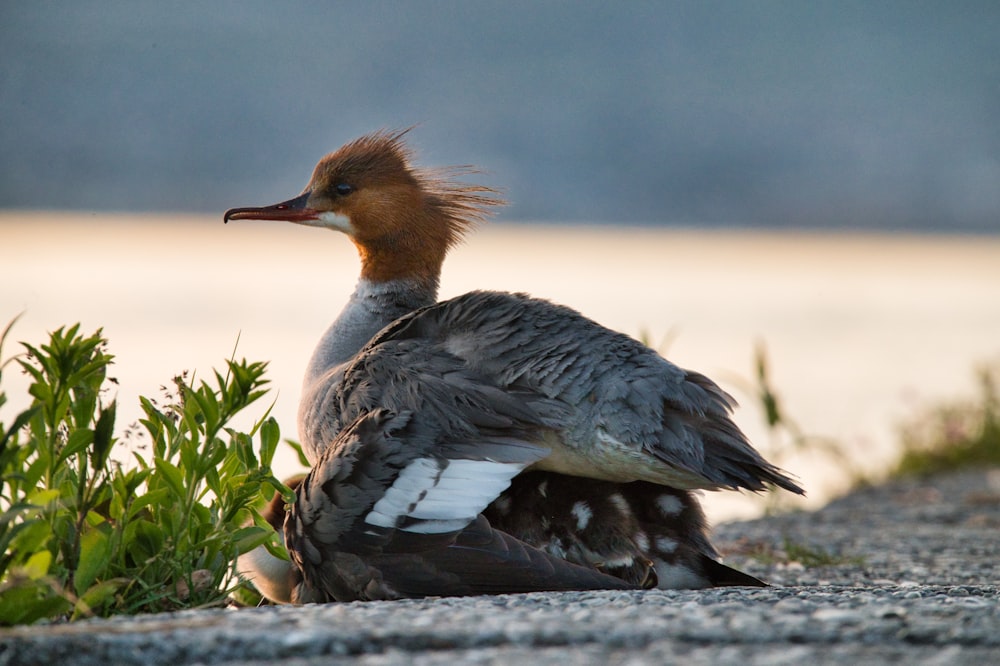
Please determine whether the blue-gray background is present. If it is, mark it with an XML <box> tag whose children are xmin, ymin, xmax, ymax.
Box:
<box><xmin>2</xmin><ymin>1</ymin><xmax>997</xmax><ymax>231</ymax></box>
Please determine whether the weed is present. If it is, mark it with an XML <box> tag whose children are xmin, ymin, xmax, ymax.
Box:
<box><xmin>735</xmin><ymin>536</ymin><xmax>865</xmax><ymax>568</ymax></box>
<box><xmin>0</xmin><ymin>321</ymin><xmax>291</xmax><ymax>624</ymax></box>
<box><xmin>781</xmin><ymin>537</ymin><xmax>865</xmax><ymax>567</ymax></box>
<box><xmin>730</xmin><ymin>342</ymin><xmax>863</xmax><ymax>513</ymax></box>
<box><xmin>891</xmin><ymin>362</ymin><xmax>1000</xmax><ymax>478</ymax></box>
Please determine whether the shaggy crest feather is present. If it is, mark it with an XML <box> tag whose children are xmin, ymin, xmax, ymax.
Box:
<box><xmin>314</xmin><ymin>128</ymin><xmax>505</xmax><ymax>249</ymax></box>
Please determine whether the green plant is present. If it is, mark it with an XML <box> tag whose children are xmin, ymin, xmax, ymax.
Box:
<box><xmin>0</xmin><ymin>321</ymin><xmax>291</xmax><ymax>625</ymax></box>
<box><xmin>780</xmin><ymin>537</ymin><xmax>865</xmax><ymax>568</ymax></box>
<box><xmin>734</xmin><ymin>535</ymin><xmax>865</xmax><ymax>568</ymax></box>
<box><xmin>892</xmin><ymin>362</ymin><xmax>1000</xmax><ymax>477</ymax></box>
<box><xmin>728</xmin><ymin>342</ymin><xmax>861</xmax><ymax>512</ymax></box>
<box><xmin>750</xmin><ymin>342</ymin><xmax>854</xmax><ymax>472</ymax></box>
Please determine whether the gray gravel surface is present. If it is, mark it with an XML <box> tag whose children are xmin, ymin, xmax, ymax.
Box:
<box><xmin>2</xmin><ymin>468</ymin><xmax>998</xmax><ymax>665</ymax></box>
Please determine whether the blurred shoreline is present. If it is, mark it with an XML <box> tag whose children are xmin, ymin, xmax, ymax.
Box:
<box><xmin>3</xmin><ymin>211</ymin><xmax>999</xmax><ymax>520</ymax></box>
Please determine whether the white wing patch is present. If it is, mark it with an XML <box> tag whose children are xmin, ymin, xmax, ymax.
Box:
<box><xmin>365</xmin><ymin>457</ymin><xmax>524</xmax><ymax>534</ymax></box>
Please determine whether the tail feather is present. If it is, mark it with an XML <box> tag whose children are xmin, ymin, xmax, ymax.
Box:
<box><xmin>699</xmin><ymin>555</ymin><xmax>767</xmax><ymax>587</ymax></box>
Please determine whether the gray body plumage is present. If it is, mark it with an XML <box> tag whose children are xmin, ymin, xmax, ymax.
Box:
<box><xmin>299</xmin><ymin>288</ymin><xmax>801</xmax><ymax>495</ymax></box>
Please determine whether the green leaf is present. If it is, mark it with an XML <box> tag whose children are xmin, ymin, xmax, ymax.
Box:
<box><xmin>15</xmin><ymin>356</ymin><xmax>45</xmax><ymax>386</ymax></box>
<box><xmin>188</xmin><ymin>384</ymin><xmax>219</xmax><ymax>433</ymax></box>
<box><xmin>231</xmin><ymin>525</ymin><xmax>275</xmax><ymax>555</ymax></box>
<box><xmin>285</xmin><ymin>439</ymin><xmax>311</xmax><ymax>468</ymax></box>
<box><xmin>59</xmin><ymin>428</ymin><xmax>94</xmax><ymax>467</ymax></box>
<box><xmin>123</xmin><ymin>519</ymin><xmax>164</xmax><ymax>564</ymax></box>
<box><xmin>259</xmin><ymin>417</ymin><xmax>280</xmax><ymax>466</ymax></box>
<box><xmin>1</xmin><ymin>406</ymin><xmax>38</xmax><ymax>451</ymax></box>
<box><xmin>0</xmin><ymin>517</ymin><xmax>40</xmax><ymax>572</ymax></box>
<box><xmin>73</xmin><ymin>579</ymin><xmax>125</xmax><ymax>620</ymax></box>
<box><xmin>84</xmin><ymin>509</ymin><xmax>108</xmax><ymax>528</ymax></box>
<box><xmin>153</xmin><ymin>457</ymin><xmax>186</xmax><ymax>500</ymax></box>
<box><xmin>22</xmin><ymin>455</ymin><xmax>49</xmax><ymax>489</ymax></box>
<box><xmin>74</xmin><ymin>527</ymin><xmax>111</xmax><ymax>595</ymax></box>
<box><xmin>131</xmin><ymin>449</ymin><xmax>150</xmax><ymax>469</ymax></box>
<box><xmin>26</xmin><ymin>488</ymin><xmax>61</xmax><ymax>507</ymax></box>
<box><xmin>0</xmin><ymin>581</ymin><xmax>70</xmax><ymax>626</ymax></box>
<box><xmin>125</xmin><ymin>488</ymin><xmax>171</xmax><ymax>520</ymax></box>
<box><xmin>9</xmin><ymin>520</ymin><xmax>52</xmax><ymax>559</ymax></box>
<box><xmin>0</xmin><ymin>313</ymin><xmax>26</xmax><ymax>365</ymax></box>
<box><xmin>262</xmin><ymin>534</ymin><xmax>290</xmax><ymax>562</ymax></box>
<box><xmin>203</xmin><ymin>464</ymin><xmax>222</xmax><ymax>498</ymax></box>
<box><xmin>189</xmin><ymin>502</ymin><xmax>212</xmax><ymax>530</ymax></box>
<box><xmin>91</xmin><ymin>400</ymin><xmax>116</xmax><ymax>469</ymax></box>
<box><xmin>26</xmin><ymin>379</ymin><xmax>53</xmax><ymax>406</ymax></box>
<box><xmin>22</xmin><ymin>550</ymin><xmax>52</xmax><ymax>580</ymax></box>
<box><xmin>232</xmin><ymin>431</ymin><xmax>257</xmax><ymax>470</ymax></box>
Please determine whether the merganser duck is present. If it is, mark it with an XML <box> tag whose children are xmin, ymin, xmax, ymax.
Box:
<box><xmin>227</xmin><ymin>130</ymin><xmax>802</xmax><ymax>603</ymax></box>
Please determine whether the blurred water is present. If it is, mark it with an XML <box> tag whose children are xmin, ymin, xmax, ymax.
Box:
<box><xmin>3</xmin><ymin>212</ymin><xmax>999</xmax><ymax>521</ymax></box>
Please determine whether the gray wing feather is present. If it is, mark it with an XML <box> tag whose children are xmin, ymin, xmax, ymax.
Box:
<box><xmin>379</xmin><ymin>291</ymin><xmax>800</xmax><ymax>493</ymax></box>
<box><xmin>302</xmin><ymin>290</ymin><xmax>801</xmax><ymax>494</ymax></box>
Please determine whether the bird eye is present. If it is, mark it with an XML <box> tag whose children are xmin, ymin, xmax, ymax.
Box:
<box><xmin>335</xmin><ymin>183</ymin><xmax>354</xmax><ymax>196</ymax></box>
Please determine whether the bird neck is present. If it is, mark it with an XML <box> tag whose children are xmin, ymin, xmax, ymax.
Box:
<box><xmin>302</xmin><ymin>277</ymin><xmax>438</xmax><ymax>388</ymax></box>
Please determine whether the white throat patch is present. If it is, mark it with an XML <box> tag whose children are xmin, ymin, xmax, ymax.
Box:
<box><xmin>315</xmin><ymin>210</ymin><xmax>353</xmax><ymax>233</ymax></box>
<box><xmin>295</xmin><ymin>210</ymin><xmax>351</xmax><ymax>232</ymax></box>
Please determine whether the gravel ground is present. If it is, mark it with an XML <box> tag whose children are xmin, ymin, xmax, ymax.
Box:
<box><xmin>2</xmin><ymin>468</ymin><xmax>998</xmax><ymax>665</ymax></box>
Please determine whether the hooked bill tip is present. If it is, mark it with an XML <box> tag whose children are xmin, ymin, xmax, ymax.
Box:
<box><xmin>223</xmin><ymin>207</ymin><xmax>253</xmax><ymax>223</ymax></box>
<box><xmin>222</xmin><ymin>207</ymin><xmax>266</xmax><ymax>223</ymax></box>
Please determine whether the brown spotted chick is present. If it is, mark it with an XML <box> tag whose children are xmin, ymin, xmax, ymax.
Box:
<box><xmin>485</xmin><ymin>472</ymin><xmax>765</xmax><ymax>589</ymax></box>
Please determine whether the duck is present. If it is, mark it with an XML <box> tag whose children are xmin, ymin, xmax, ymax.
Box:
<box><xmin>227</xmin><ymin>129</ymin><xmax>802</xmax><ymax>603</ymax></box>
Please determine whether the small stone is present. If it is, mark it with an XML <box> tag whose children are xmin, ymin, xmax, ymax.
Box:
<box><xmin>874</xmin><ymin>605</ymin><xmax>907</xmax><ymax>619</ymax></box>
<box><xmin>773</xmin><ymin>598</ymin><xmax>809</xmax><ymax>612</ymax></box>
<box><xmin>811</xmin><ymin>608</ymin><xmax>862</xmax><ymax>623</ymax></box>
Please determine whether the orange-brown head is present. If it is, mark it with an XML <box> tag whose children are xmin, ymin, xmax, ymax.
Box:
<box><xmin>224</xmin><ymin>129</ymin><xmax>504</xmax><ymax>287</ymax></box>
